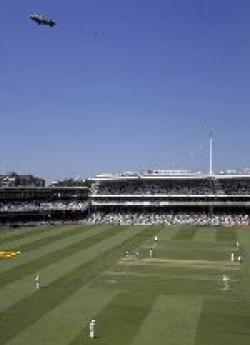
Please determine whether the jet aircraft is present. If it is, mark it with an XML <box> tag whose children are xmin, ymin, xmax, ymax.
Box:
<box><xmin>30</xmin><ymin>14</ymin><xmax>56</xmax><ymax>27</ymax></box>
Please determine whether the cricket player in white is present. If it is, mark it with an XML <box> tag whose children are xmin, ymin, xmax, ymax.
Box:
<box><xmin>149</xmin><ymin>248</ymin><xmax>153</xmax><ymax>259</ymax></box>
<box><xmin>35</xmin><ymin>274</ymin><xmax>40</xmax><ymax>289</ymax></box>
<box><xmin>154</xmin><ymin>235</ymin><xmax>158</xmax><ymax>243</ymax></box>
<box><xmin>231</xmin><ymin>252</ymin><xmax>235</xmax><ymax>262</ymax></box>
<box><xmin>222</xmin><ymin>274</ymin><xmax>230</xmax><ymax>290</ymax></box>
<box><xmin>89</xmin><ymin>319</ymin><xmax>96</xmax><ymax>339</ymax></box>
<box><xmin>235</xmin><ymin>241</ymin><xmax>240</xmax><ymax>249</ymax></box>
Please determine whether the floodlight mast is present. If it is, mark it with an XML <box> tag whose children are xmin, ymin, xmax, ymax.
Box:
<box><xmin>209</xmin><ymin>131</ymin><xmax>213</xmax><ymax>175</ymax></box>
<box><xmin>208</xmin><ymin>130</ymin><xmax>214</xmax><ymax>224</ymax></box>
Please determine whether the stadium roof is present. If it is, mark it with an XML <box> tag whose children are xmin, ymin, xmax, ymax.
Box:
<box><xmin>91</xmin><ymin>170</ymin><xmax>250</xmax><ymax>181</ymax></box>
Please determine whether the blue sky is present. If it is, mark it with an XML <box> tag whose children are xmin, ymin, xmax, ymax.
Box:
<box><xmin>1</xmin><ymin>0</ymin><xmax>250</xmax><ymax>181</ymax></box>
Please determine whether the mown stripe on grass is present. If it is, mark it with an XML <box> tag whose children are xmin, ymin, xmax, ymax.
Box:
<box><xmin>0</xmin><ymin>226</ymin><xmax>38</xmax><ymax>241</ymax></box>
<box><xmin>5</xmin><ymin>288</ymin><xmax>116</xmax><ymax>345</ymax></box>
<box><xmin>172</xmin><ymin>227</ymin><xmax>199</xmax><ymax>240</ymax></box>
<box><xmin>237</xmin><ymin>230</ymin><xmax>250</xmax><ymax>299</ymax></box>
<box><xmin>0</xmin><ymin>226</ymin><xmax>120</xmax><ymax>289</ymax></box>
<box><xmin>3</xmin><ymin>226</ymin><xmax>93</xmax><ymax>252</ymax></box>
<box><xmin>142</xmin><ymin>227</ymin><xmax>182</xmax><ymax>250</ymax></box>
<box><xmin>131</xmin><ymin>295</ymin><xmax>202</xmax><ymax>345</ymax></box>
<box><xmin>192</xmin><ymin>227</ymin><xmax>216</xmax><ymax>242</ymax></box>
<box><xmin>215</xmin><ymin>227</ymin><xmax>237</xmax><ymax>243</ymax></box>
<box><xmin>194</xmin><ymin>298</ymin><xmax>250</xmax><ymax>345</ymax></box>
<box><xmin>0</xmin><ymin>225</ymin><xmax>86</xmax><ymax>252</ymax></box>
<box><xmin>0</xmin><ymin>228</ymin><xmax>155</xmax><ymax>344</ymax></box>
<box><xmin>0</xmin><ymin>227</ymin><xmax>117</xmax><ymax>311</ymax></box>
<box><xmin>157</xmin><ymin>227</ymin><xmax>183</xmax><ymax>240</ymax></box>
<box><xmin>70</xmin><ymin>292</ymin><xmax>157</xmax><ymax>345</ymax></box>
<box><xmin>0</xmin><ymin>225</ymin><xmax>107</xmax><ymax>275</ymax></box>
<box><xmin>0</xmin><ymin>225</ymin><xmax>78</xmax><ymax>251</ymax></box>
<box><xmin>0</xmin><ymin>225</ymin><xmax>60</xmax><ymax>246</ymax></box>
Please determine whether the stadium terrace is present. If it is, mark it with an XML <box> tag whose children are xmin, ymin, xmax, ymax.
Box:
<box><xmin>88</xmin><ymin>170</ymin><xmax>250</xmax><ymax>226</ymax></box>
<box><xmin>0</xmin><ymin>186</ymin><xmax>89</xmax><ymax>226</ymax></box>
<box><xmin>1</xmin><ymin>170</ymin><xmax>250</xmax><ymax>226</ymax></box>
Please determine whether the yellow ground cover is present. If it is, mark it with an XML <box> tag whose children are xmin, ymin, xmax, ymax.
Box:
<box><xmin>0</xmin><ymin>250</ymin><xmax>21</xmax><ymax>259</ymax></box>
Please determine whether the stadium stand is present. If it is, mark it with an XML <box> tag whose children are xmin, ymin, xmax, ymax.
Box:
<box><xmin>0</xmin><ymin>186</ymin><xmax>89</xmax><ymax>226</ymax></box>
<box><xmin>88</xmin><ymin>170</ymin><xmax>250</xmax><ymax>226</ymax></box>
<box><xmin>87</xmin><ymin>211</ymin><xmax>249</xmax><ymax>226</ymax></box>
<box><xmin>1</xmin><ymin>170</ymin><xmax>250</xmax><ymax>227</ymax></box>
<box><xmin>0</xmin><ymin>173</ymin><xmax>45</xmax><ymax>187</ymax></box>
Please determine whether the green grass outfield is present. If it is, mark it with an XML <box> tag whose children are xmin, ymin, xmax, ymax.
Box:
<box><xmin>0</xmin><ymin>224</ymin><xmax>250</xmax><ymax>345</ymax></box>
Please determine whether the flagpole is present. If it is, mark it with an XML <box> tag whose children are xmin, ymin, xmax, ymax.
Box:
<box><xmin>209</xmin><ymin>131</ymin><xmax>213</xmax><ymax>175</ymax></box>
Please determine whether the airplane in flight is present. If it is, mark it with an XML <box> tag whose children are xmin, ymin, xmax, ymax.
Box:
<box><xmin>30</xmin><ymin>14</ymin><xmax>56</xmax><ymax>27</ymax></box>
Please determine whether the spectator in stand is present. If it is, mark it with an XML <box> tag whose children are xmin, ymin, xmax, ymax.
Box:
<box><xmin>87</xmin><ymin>211</ymin><xmax>249</xmax><ymax>226</ymax></box>
<box><xmin>0</xmin><ymin>201</ymin><xmax>89</xmax><ymax>212</ymax></box>
<box><xmin>91</xmin><ymin>179</ymin><xmax>250</xmax><ymax>196</ymax></box>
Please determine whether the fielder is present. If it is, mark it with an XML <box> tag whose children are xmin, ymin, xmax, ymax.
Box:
<box><xmin>231</xmin><ymin>252</ymin><xmax>235</xmax><ymax>262</ymax></box>
<box><xmin>149</xmin><ymin>248</ymin><xmax>153</xmax><ymax>259</ymax></box>
<box><xmin>154</xmin><ymin>235</ymin><xmax>158</xmax><ymax>243</ymax></box>
<box><xmin>89</xmin><ymin>319</ymin><xmax>96</xmax><ymax>339</ymax></box>
<box><xmin>222</xmin><ymin>274</ymin><xmax>230</xmax><ymax>291</ymax></box>
<box><xmin>35</xmin><ymin>274</ymin><xmax>40</xmax><ymax>289</ymax></box>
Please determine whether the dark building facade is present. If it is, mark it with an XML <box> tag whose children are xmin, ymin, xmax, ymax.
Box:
<box><xmin>0</xmin><ymin>173</ymin><xmax>45</xmax><ymax>187</ymax></box>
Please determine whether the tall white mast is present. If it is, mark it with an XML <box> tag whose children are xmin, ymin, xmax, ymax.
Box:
<box><xmin>209</xmin><ymin>131</ymin><xmax>213</xmax><ymax>175</ymax></box>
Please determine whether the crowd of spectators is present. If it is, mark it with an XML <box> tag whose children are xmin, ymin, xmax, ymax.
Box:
<box><xmin>87</xmin><ymin>211</ymin><xmax>249</xmax><ymax>226</ymax></box>
<box><xmin>0</xmin><ymin>220</ymin><xmax>83</xmax><ymax>228</ymax></box>
<box><xmin>0</xmin><ymin>201</ymin><xmax>89</xmax><ymax>212</ymax></box>
<box><xmin>92</xmin><ymin>180</ymin><xmax>250</xmax><ymax>196</ymax></box>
